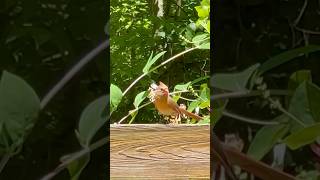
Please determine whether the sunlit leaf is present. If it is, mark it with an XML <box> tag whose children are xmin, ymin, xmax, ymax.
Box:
<box><xmin>110</xmin><ymin>84</ymin><xmax>122</xmax><ymax>113</ymax></box>
<box><xmin>133</xmin><ymin>91</ymin><xmax>148</xmax><ymax>108</ymax></box>
<box><xmin>174</xmin><ymin>82</ymin><xmax>191</xmax><ymax>91</ymax></box>
<box><xmin>142</xmin><ymin>51</ymin><xmax>166</xmax><ymax>73</ymax></box>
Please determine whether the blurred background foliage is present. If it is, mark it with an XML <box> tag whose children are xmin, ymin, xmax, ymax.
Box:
<box><xmin>110</xmin><ymin>0</ymin><xmax>210</xmax><ymax>123</ymax></box>
<box><xmin>0</xmin><ymin>0</ymin><xmax>107</xmax><ymax>179</ymax></box>
<box><xmin>213</xmin><ymin>0</ymin><xmax>320</xmax><ymax>178</ymax></box>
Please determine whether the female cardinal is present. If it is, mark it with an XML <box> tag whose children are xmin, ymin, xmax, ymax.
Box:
<box><xmin>150</xmin><ymin>81</ymin><xmax>203</xmax><ymax>121</ymax></box>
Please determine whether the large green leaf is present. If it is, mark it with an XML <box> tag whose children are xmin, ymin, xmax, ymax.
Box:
<box><xmin>306</xmin><ymin>82</ymin><xmax>320</xmax><ymax>122</ymax></box>
<box><xmin>142</xmin><ymin>51</ymin><xmax>166</xmax><ymax>73</ymax></box>
<box><xmin>247</xmin><ymin>121</ymin><xmax>289</xmax><ymax>160</ymax></box>
<box><xmin>259</xmin><ymin>45</ymin><xmax>320</xmax><ymax>74</ymax></box>
<box><xmin>288</xmin><ymin>82</ymin><xmax>315</xmax><ymax>131</ymax></box>
<box><xmin>78</xmin><ymin>96</ymin><xmax>107</xmax><ymax>146</ymax></box>
<box><xmin>284</xmin><ymin>123</ymin><xmax>320</xmax><ymax>150</ymax></box>
<box><xmin>211</xmin><ymin>63</ymin><xmax>260</xmax><ymax>91</ymax></box>
<box><xmin>0</xmin><ymin>71</ymin><xmax>40</xmax><ymax>154</ymax></box>
<box><xmin>110</xmin><ymin>84</ymin><xmax>122</xmax><ymax>113</ymax></box>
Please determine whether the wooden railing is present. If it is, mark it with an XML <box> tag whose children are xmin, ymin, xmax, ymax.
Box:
<box><xmin>110</xmin><ymin>124</ymin><xmax>210</xmax><ymax>179</ymax></box>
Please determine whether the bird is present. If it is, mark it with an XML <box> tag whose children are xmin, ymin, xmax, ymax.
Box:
<box><xmin>150</xmin><ymin>81</ymin><xmax>202</xmax><ymax>121</ymax></box>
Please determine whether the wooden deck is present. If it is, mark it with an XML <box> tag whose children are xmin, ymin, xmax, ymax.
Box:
<box><xmin>110</xmin><ymin>124</ymin><xmax>210</xmax><ymax>179</ymax></box>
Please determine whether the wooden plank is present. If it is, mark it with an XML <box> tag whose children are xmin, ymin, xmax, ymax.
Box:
<box><xmin>110</xmin><ymin>124</ymin><xmax>210</xmax><ymax>179</ymax></box>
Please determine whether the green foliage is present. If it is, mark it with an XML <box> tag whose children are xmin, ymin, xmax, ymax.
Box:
<box><xmin>110</xmin><ymin>84</ymin><xmax>123</xmax><ymax>113</ymax></box>
<box><xmin>213</xmin><ymin>45</ymin><xmax>320</xmax><ymax>165</ymax></box>
<box><xmin>0</xmin><ymin>71</ymin><xmax>40</xmax><ymax>155</ymax></box>
<box><xmin>142</xmin><ymin>51</ymin><xmax>167</xmax><ymax>73</ymax></box>
<box><xmin>288</xmin><ymin>82</ymin><xmax>315</xmax><ymax>130</ymax></box>
<box><xmin>110</xmin><ymin>0</ymin><xmax>210</xmax><ymax>124</ymax></box>
<box><xmin>77</xmin><ymin>96</ymin><xmax>107</xmax><ymax>147</ymax></box>
<box><xmin>284</xmin><ymin>123</ymin><xmax>320</xmax><ymax>150</ymax></box>
<box><xmin>67</xmin><ymin>154</ymin><xmax>90</xmax><ymax>180</ymax></box>
<box><xmin>194</xmin><ymin>0</ymin><xmax>210</xmax><ymax>33</ymax></box>
<box><xmin>247</xmin><ymin>123</ymin><xmax>289</xmax><ymax>160</ymax></box>
<box><xmin>211</xmin><ymin>64</ymin><xmax>260</xmax><ymax>91</ymax></box>
<box><xmin>258</xmin><ymin>45</ymin><xmax>320</xmax><ymax>74</ymax></box>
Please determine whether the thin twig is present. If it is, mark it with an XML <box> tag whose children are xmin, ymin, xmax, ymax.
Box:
<box><xmin>0</xmin><ymin>154</ymin><xmax>11</xmax><ymax>173</ymax></box>
<box><xmin>295</xmin><ymin>26</ymin><xmax>320</xmax><ymax>35</ymax></box>
<box><xmin>268</xmin><ymin>98</ymin><xmax>306</xmax><ymax>127</ymax></box>
<box><xmin>293</xmin><ymin>0</ymin><xmax>308</xmax><ymax>26</ymax></box>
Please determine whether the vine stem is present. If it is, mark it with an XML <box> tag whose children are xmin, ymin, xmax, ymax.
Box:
<box><xmin>40</xmin><ymin>137</ymin><xmax>109</xmax><ymax>180</ymax></box>
<box><xmin>222</xmin><ymin>110</ymin><xmax>280</xmax><ymax>125</ymax></box>
<box><xmin>118</xmin><ymin>102</ymin><xmax>152</xmax><ymax>124</ymax></box>
<box><xmin>212</xmin><ymin>89</ymin><xmax>291</xmax><ymax>101</ymax></box>
<box><xmin>268</xmin><ymin>98</ymin><xmax>306</xmax><ymax>127</ymax></box>
<box><xmin>40</xmin><ymin>39</ymin><xmax>109</xmax><ymax>109</ymax></box>
<box><xmin>122</xmin><ymin>47</ymin><xmax>198</xmax><ymax>96</ymax></box>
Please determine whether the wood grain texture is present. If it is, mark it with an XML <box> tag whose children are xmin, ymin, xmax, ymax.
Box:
<box><xmin>110</xmin><ymin>124</ymin><xmax>210</xmax><ymax>179</ymax></box>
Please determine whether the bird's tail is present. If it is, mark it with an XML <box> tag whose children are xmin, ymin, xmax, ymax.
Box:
<box><xmin>178</xmin><ymin>108</ymin><xmax>203</xmax><ymax>121</ymax></box>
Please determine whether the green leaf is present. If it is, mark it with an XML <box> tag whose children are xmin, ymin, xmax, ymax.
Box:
<box><xmin>133</xmin><ymin>91</ymin><xmax>148</xmax><ymax>108</ymax></box>
<box><xmin>198</xmin><ymin>115</ymin><xmax>210</xmax><ymax>124</ymax></box>
<box><xmin>199</xmin><ymin>42</ymin><xmax>210</xmax><ymax>49</ymax></box>
<box><xmin>191</xmin><ymin>76</ymin><xmax>210</xmax><ymax>85</ymax></box>
<box><xmin>67</xmin><ymin>153</ymin><xmax>90</xmax><ymax>180</ymax></box>
<box><xmin>288</xmin><ymin>82</ymin><xmax>314</xmax><ymax>131</ymax></box>
<box><xmin>259</xmin><ymin>45</ymin><xmax>320</xmax><ymax>74</ymax></box>
<box><xmin>110</xmin><ymin>84</ymin><xmax>123</xmax><ymax>113</ymax></box>
<box><xmin>173</xmin><ymin>82</ymin><xmax>192</xmax><ymax>102</ymax></box>
<box><xmin>142</xmin><ymin>51</ymin><xmax>166</xmax><ymax>73</ymax></box>
<box><xmin>211</xmin><ymin>99</ymin><xmax>228</xmax><ymax>125</ymax></box>
<box><xmin>307</xmin><ymin>82</ymin><xmax>320</xmax><ymax>122</ymax></box>
<box><xmin>78</xmin><ymin>96</ymin><xmax>107</xmax><ymax>146</ymax></box>
<box><xmin>174</xmin><ymin>82</ymin><xmax>191</xmax><ymax>91</ymax></box>
<box><xmin>288</xmin><ymin>70</ymin><xmax>312</xmax><ymax>90</ymax></box>
<box><xmin>192</xmin><ymin>34</ymin><xmax>209</xmax><ymax>44</ymax></box>
<box><xmin>0</xmin><ymin>71</ymin><xmax>40</xmax><ymax>154</ymax></box>
<box><xmin>284</xmin><ymin>123</ymin><xmax>320</xmax><ymax>150</ymax></box>
<box><xmin>211</xmin><ymin>63</ymin><xmax>260</xmax><ymax>91</ymax></box>
<box><xmin>247</xmin><ymin>122</ymin><xmax>289</xmax><ymax>160</ymax></box>
<box><xmin>199</xmin><ymin>84</ymin><xmax>210</xmax><ymax>109</ymax></box>
<box><xmin>187</xmin><ymin>101</ymin><xmax>200</xmax><ymax>112</ymax></box>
